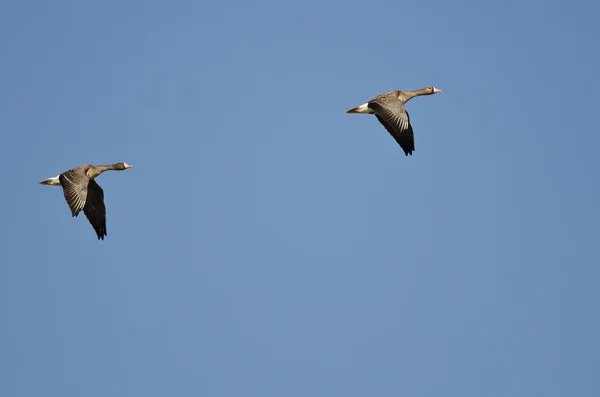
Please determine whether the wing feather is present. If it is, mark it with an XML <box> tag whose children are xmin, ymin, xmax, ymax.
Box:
<box><xmin>83</xmin><ymin>179</ymin><xmax>107</xmax><ymax>240</ymax></box>
<box><xmin>369</xmin><ymin>99</ymin><xmax>415</xmax><ymax>156</ymax></box>
<box><xmin>59</xmin><ymin>167</ymin><xmax>89</xmax><ymax>216</ymax></box>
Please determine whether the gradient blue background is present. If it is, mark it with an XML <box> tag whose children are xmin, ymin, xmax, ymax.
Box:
<box><xmin>2</xmin><ymin>0</ymin><xmax>599</xmax><ymax>396</ymax></box>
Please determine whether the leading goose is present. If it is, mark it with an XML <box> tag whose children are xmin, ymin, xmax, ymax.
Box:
<box><xmin>346</xmin><ymin>86</ymin><xmax>441</xmax><ymax>156</ymax></box>
<box><xmin>38</xmin><ymin>162</ymin><xmax>133</xmax><ymax>240</ymax></box>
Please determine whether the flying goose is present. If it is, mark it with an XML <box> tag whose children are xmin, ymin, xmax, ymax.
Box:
<box><xmin>346</xmin><ymin>86</ymin><xmax>441</xmax><ymax>156</ymax></box>
<box><xmin>38</xmin><ymin>162</ymin><xmax>133</xmax><ymax>240</ymax></box>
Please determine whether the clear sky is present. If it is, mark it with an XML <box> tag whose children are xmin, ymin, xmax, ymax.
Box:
<box><xmin>1</xmin><ymin>0</ymin><xmax>599</xmax><ymax>396</ymax></box>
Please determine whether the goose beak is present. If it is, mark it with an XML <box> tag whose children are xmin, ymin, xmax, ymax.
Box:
<box><xmin>124</xmin><ymin>163</ymin><xmax>133</xmax><ymax>169</ymax></box>
<box><xmin>433</xmin><ymin>87</ymin><xmax>442</xmax><ymax>93</ymax></box>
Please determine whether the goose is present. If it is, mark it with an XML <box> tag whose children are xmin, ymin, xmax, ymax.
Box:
<box><xmin>346</xmin><ymin>86</ymin><xmax>441</xmax><ymax>156</ymax></box>
<box><xmin>38</xmin><ymin>163</ymin><xmax>133</xmax><ymax>240</ymax></box>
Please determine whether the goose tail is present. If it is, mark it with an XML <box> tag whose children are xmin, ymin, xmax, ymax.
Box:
<box><xmin>345</xmin><ymin>103</ymin><xmax>373</xmax><ymax>114</ymax></box>
<box><xmin>38</xmin><ymin>176</ymin><xmax>61</xmax><ymax>186</ymax></box>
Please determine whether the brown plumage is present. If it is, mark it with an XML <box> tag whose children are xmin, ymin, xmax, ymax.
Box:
<box><xmin>346</xmin><ymin>86</ymin><xmax>441</xmax><ymax>156</ymax></box>
<box><xmin>38</xmin><ymin>163</ymin><xmax>133</xmax><ymax>240</ymax></box>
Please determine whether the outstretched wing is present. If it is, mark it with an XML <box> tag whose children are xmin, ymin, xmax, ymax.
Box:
<box><xmin>369</xmin><ymin>100</ymin><xmax>414</xmax><ymax>156</ymax></box>
<box><xmin>83</xmin><ymin>179</ymin><xmax>107</xmax><ymax>240</ymax></box>
<box><xmin>59</xmin><ymin>167</ymin><xmax>90</xmax><ymax>216</ymax></box>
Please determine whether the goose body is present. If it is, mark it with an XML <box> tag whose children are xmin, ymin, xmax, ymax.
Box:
<box><xmin>38</xmin><ymin>162</ymin><xmax>133</xmax><ymax>240</ymax></box>
<box><xmin>346</xmin><ymin>86</ymin><xmax>441</xmax><ymax>156</ymax></box>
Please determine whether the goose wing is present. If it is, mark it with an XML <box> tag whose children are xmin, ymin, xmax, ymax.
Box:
<box><xmin>369</xmin><ymin>96</ymin><xmax>415</xmax><ymax>156</ymax></box>
<box><xmin>83</xmin><ymin>179</ymin><xmax>107</xmax><ymax>240</ymax></box>
<box><xmin>59</xmin><ymin>167</ymin><xmax>90</xmax><ymax>217</ymax></box>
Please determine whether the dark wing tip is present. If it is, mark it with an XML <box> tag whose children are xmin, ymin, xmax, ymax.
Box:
<box><xmin>93</xmin><ymin>224</ymin><xmax>107</xmax><ymax>240</ymax></box>
<box><xmin>95</xmin><ymin>227</ymin><xmax>107</xmax><ymax>240</ymax></box>
<box><xmin>403</xmin><ymin>144</ymin><xmax>415</xmax><ymax>156</ymax></box>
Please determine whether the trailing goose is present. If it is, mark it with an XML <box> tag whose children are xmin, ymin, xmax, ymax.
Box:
<box><xmin>38</xmin><ymin>163</ymin><xmax>133</xmax><ymax>240</ymax></box>
<box><xmin>346</xmin><ymin>86</ymin><xmax>441</xmax><ymax>156</ymax></box>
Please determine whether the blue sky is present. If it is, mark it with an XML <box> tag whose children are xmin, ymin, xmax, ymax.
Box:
<box><xmin>1</xmin><ymin>0</ymin><xmax>599</xmax><ymax>396</ymax></box>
